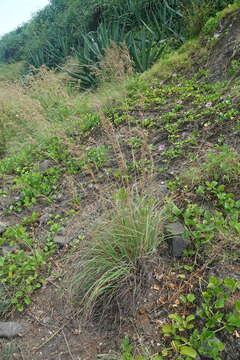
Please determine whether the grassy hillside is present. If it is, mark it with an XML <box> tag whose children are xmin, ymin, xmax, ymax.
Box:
<box><xmin>0</xmin><ymin>2</ymin><xmax>240</xmax><ymax>359</ymax></box>
<box><xmin>0</xmin><ymin>0</ymin><xmax>235</xmax><ymax>89</ymax></box>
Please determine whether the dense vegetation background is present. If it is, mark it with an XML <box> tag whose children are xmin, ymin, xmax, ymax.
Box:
<box><xmin>0</xmin><ymin>0</ymin><xmax>234</xmax><ymax>88</ymax></box>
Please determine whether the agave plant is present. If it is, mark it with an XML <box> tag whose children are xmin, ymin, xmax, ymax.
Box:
<box><xmin>63</xmin><ymin>22</ymin><xmax>127</xmax><ymax>89</ymax></box>
<box><xmin>126</xmin><ymin>30</ymin><xmax>167</xmax><ymax>73</ymax></box>
<box><xmin>143</xmin><ymin>1</ymin><xmax>185</xmax><ymax>42</ymax></box>
<box><xmin>65</xmin><ymin>0</ymin><xmax>234</xmax><ymax>89</ymax></box>
<box><xmin>63</xmin><ymin>0</ymin><xmax>187</xmax><ymax>89</ymax></box>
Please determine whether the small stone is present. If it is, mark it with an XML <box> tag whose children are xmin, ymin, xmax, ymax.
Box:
<box><xmin>56</xmin><ymin>227</ymin><xmax>65</xmax><ymax>236</ymax></box>
<box><xmin>0</xmin><ymin>322</ymin><xmax>25</xmax><ymax>338</ymax></box>
<box><xmin>42</xmin><ymin>316</ymin><xmax>51</xmax><ymax>325</ymax></box>
<box><xmin>55</xmin><ymin>194</ymin><xmax>63</xmax><ymax>201</ymax></box>
<box><xmin>39</xmin><ymin>213</ymin><xmax>50</xmax><ymax>225</ymax></box>
<box><xmin>38</xmin><ymin>160</ymin><xmax>52</xmax><ymax>172</ymax></box>
<box><xmin>159</xmin><ymin>184</ymin><xmax>169</xmax><ymax>195</ymax></box>
<box><xmin>0</xmin><ymin>221</ymin><xmax>8</xmax><ymax>234</ymax></box>
<box><xmin>165</xmin><ymin>222</ymin><xmax>190</xmax><ymax>257</ymax></box>
<box><xmin>53</xmin><ymin>235</ymin><xmax>72</xmax><ymax>246</ymax></box>
<box><xmin>2</xmin><ymin>245</ymin><xmax>18</xmax><ymax>256</ymax></box>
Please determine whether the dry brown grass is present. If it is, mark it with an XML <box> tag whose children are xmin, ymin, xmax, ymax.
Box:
<box><xmin>94</xmin><ymin>42</ymin><xmax>133</xmax><ymax>84</ymax></box>
<box><xmin>0</xmin><ymin>66</ymin><xmax>86</xmax><ymax>156</ymax></box>
<box><xmin>0</xmin><ymin>81</ymin><xmax>52</xmax><ymax>155</ymax></box>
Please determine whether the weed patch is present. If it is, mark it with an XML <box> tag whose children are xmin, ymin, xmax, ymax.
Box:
<box><xmin>162</xmin><ymin>277</ymin><xmax>240</xmax><ymax>360</ymax></box>
<box><xmin>10</xmin><ymin>168</ymin><xmax>60</xmax><ymax>211</ymax></box>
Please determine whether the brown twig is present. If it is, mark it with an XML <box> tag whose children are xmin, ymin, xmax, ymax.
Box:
<box><xmin>32</xmin><ymin>324</ymin><xmax>66</xmax><ymax>352</ymax></box>
<box><xmin>63</xmin><ymin>330</ymin><xmax>75</xmax><ymax>360</ymax></box>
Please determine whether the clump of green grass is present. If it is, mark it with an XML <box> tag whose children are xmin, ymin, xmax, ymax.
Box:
<box><xmin>73</xmin><ymin>194</ymin><xmax>163</xmax><ymax>320</ymax></box>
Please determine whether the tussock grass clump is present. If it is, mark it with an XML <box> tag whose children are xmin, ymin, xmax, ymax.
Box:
<box><xmin>73</xmin><ymin>195</ymin><xmax>164</xmax><ymax>320</ymax></box>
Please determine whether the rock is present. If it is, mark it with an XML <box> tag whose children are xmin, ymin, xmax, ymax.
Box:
<box><xmin>38</xmin><ymin>159</ymin><xmax>52</xmax><ymax>172</ymax></box>
<box><xmin>56</xmin><ymin>227</ymin><xmax>65</xmax><ymax>236</ymax></box>
<box><xmin>0</xmin><ymin>221</ymin><xmax>8</xmax><ymax>234</ymax></box>
<box><xmin>39</xmin><ymin>213</ymin><xmax>50</xmax><ymax>225</ymax></box>
<box><xmin>159</xmin><ymin>183</ymin><xmax>169</xmax><ymax>195</ymax></box>
<box><xmin>0</xmin><ymin>322</ymin><xmax>25</xmax><ymax>338</ymax></box>
<box><xmin>53</xmin><ymin>234</ymin><xmax>73</xmax><ymax>246</ymax></box>
<box><xmin>104</xmin><ymin>159</ymin><xmax>116</xmax><ymax>168</ymax></box>
<box><xmin>55</xmin><ymin>193</ymin><xmax>63</xmax><ymax>201</ymax></box>
<box><xmin>165</xmin><ymin>222</ymin><xmax>190</xmax><ymax>257</ymax></box>
<box><xmin>1</xmin><ymin>244</ymin><xmax>18</xmax><ymax>256</ymax></box>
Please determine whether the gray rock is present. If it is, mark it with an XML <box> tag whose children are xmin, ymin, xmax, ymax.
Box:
<box><xmin>165</xmin><ymin>222</ymin><xmax>190</xmax><ymax>257</ymax></box>
<box><xmin>53</xmin><ymin>234</ymin><xmax>72</xmax><ymax>246</ymax></box>
<box><xmin>38</xmin><ymin>159</ymin><xmax>52</xmax><ymax>172</ymax></box>
<box><xmin>2</xmin><ymin>245</ymin><xmax>18</xmax><ymax>256</ymax></box>
<box><xmin>56</xmin><ymin>227</ymin><xmax>65</xmax><ymax>236</ymax></box>
<box><xmin>159</xmin><ymin>183</ymin><xmax>169</xmax><ymax>195</ymax></box>
<box><xmin>0</xmin><ymin>322</ymin><xmax>25</xmax><ymax>338</ymax></box>
<box><xmin>39</xmin><ymin>213</ymin><xmax>50</xmax><ymax>225</ymax></box>
<box><xmin>0</xmin><ymin>221</ymin><xmax>8</xmax><ymax>234</ymax></box>
<box><xmin>55</xmin><ymin>193</ymin><xmax>63</xmax><ymax>201</ymax></box>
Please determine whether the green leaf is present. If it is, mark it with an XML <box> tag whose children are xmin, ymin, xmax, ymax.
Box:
<box><xmin>208</xmin><ymin>277</ymin><xmax>222</xmax><ymax>289</ymax></box>
<box><xmin>162</xmin><ymin>325</ymin><xmax>172</xmax><ymax>335</ymax></box>
<box><xmin>234</xmin><ymin>300</ymin><xmax>240</xmax><ymax>313</ymax></box>
<box><xmin>0</xmin><ymin>257</ymin><xmax>4</xmax><ymax>267</ymax></box>
<box><xmin>180</xmin><ymin>346</ymin><xmax>197</xmax><ymax>358</ymax></box>
<box><xmin>186</xmin><ymin>314</ymin><xmax>195</xmax><ymax>322</ymax></box>
<box><xmin>16</xmin><ymin>304</ymin><xmax>24</xmax><ymax>312</ymax></box>
<box><xmin>15</xmin><ymin>291</ymin><xmax>23</xmax><ymax>298</ymax></box>
<box><xmin>224</xmin><ymin>278</ymin><xmax>238</xmax><ymax>292</ymax></box>
<box><xmin>172</xmin><ymin>204</ymin><xmax>182</xmax><ymax>216</ymax></box>
<box><xmin>169</xmin><ymin>313</ymin><xmax>182</xmax><ymax>321</ymax></box>
<box><xmin>180</xmin><ymin>295</ymin><xmax>187</xmax><ymax>303</ymax></box>
<box><xmin>214</xmin><ymin>297</ymin><xmax>225</xmax><ymax>309</ymax></box>
<box><xmin>24</xmin><ymin>297</ymin><xmax>31</xmax><ymax>305</ymax></box>
<box><xmin>187</xmin><ymin>294</ymin><xmax>196</xmax><ymax>303</ymax></box>
<box><xmin>161</xmin><ymin>348</ymin><xmax>168</xmax><ymax>356</ymax></box>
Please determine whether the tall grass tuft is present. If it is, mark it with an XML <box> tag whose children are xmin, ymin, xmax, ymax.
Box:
<box><xmin>0</xmin><ymin>81</ymin><xmax>50</xmax><ymax>156</ymax></box>
<box><xmin>72</xmin><ymin>194</ymin><xmax>164</xmax><ymax>320</ymax></box>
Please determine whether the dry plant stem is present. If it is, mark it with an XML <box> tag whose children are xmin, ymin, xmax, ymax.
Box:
<box><xmin>99</xmin><ymin>108</ymin><xmax>128</xmax><ymax>174</ymax></box>
<box><xmin>17</xmin><ymin>345</ymin><xmax>26</xmax><ymax>360</ymax></box>
<box><xmin>63</xmin><ymin>330</ymin><xmax>75</xmax><ymax>360</ymax></box>
<box><xmin>33</xmin><ymin>324</ymin><xmax>67</xmax><ymax>352</ymax></box>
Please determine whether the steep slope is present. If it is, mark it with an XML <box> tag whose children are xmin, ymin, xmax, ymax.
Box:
<box><xmin>0</xmin><ymin>4</ymin><xmax>240</xmax><ymax>360</ymax></box>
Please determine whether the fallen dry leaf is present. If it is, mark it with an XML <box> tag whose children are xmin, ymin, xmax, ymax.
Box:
<box><xmin>233</xmin><ymin>330</ymin><xmax>240</xmax><ymax>338</ymax></box>
<box><xmin>152</xmin><ymin>284</ymin><xmax>161</xmax><ymax>291</ymax></box>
